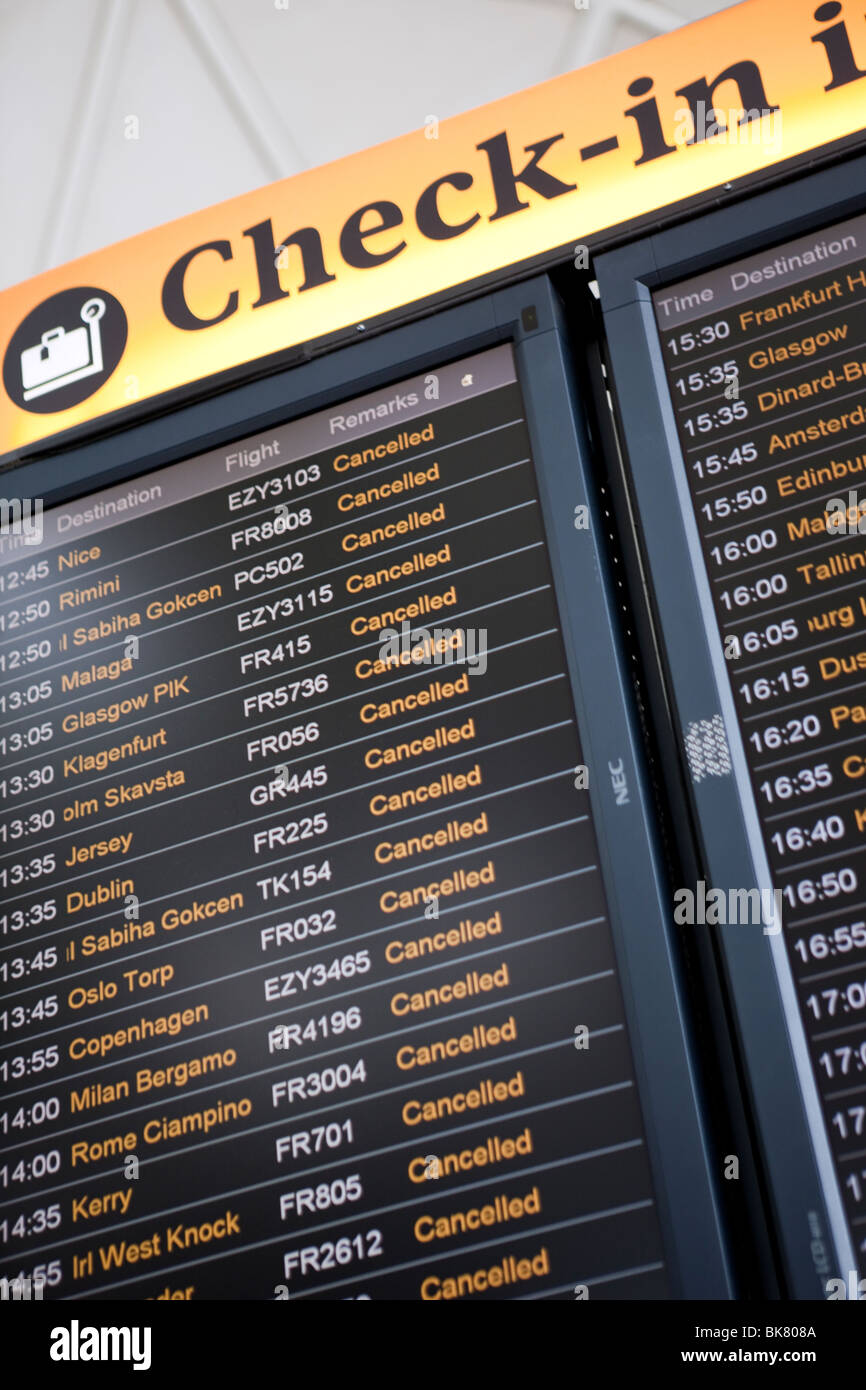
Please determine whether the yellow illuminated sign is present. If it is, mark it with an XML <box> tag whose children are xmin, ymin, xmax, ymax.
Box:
<box><xmin>1</xmin><ymin>0</ymin><xmax>865</xmax><ymax>457</ymax></box>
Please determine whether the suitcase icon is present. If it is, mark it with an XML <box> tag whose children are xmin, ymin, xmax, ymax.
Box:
<box><xmin>20</xmin><ymin>298</ymin><xmax>106</xmax><ymax>401</ymax></box>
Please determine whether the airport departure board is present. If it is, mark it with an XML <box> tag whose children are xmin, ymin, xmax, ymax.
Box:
<box><xmin>0</xmin><ymin>343</ymin><xmax>672</xmax><ymax>1300</ymax></box>
<box><xmin>653</xmin><ymin>213</ymin><xmax>866</xmax><ymax>1271</ymax></box>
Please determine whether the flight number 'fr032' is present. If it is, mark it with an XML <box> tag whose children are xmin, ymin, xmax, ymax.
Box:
<box><xmin>260</xmin><ymin>907</ymin><xmax>337</xmax><ymax>951</ymax></box>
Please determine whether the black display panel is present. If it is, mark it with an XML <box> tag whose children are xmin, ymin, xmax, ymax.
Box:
<box><xmin>0</xmin><ymin>321</ymin><xmax>722</xmax><ymax>1302</ymax></box>
<box><xmin>596</xmin><ymin>169</ymin><xmax>866</xmax><ymax>1294</ymax></box>
<box><xmin>652</xmin><ymin>214</ymin><xmax>866</xmax><ymax>1276</ymax></box>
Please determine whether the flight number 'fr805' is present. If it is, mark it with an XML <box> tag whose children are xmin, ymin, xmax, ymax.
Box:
<box><xmin>279</xmin><ymin>1173</ymin><xmax>363</xmax><ymax>1220</ymax></box>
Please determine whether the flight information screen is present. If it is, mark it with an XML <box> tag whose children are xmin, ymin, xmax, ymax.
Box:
<box><xmin>0</xmin><ymin>344</ymin><xmax>670</xmax><ymax>1300</ymax></box>
<box><xmin>653</xmin><ymin>212</ymin><xmax>866</xmax><ymax>1271</ymax></box>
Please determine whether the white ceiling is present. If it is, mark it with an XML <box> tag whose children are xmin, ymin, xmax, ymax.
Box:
<box><xmin>0</xmin><ymin>0</ymin><xmax>731</xmax><ymax>293</ymax></box>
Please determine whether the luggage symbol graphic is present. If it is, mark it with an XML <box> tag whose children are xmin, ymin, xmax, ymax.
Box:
<box><xmin>20</xmin><ymin>298</ymin><xmax>106</xmax><ymax>401</ymax></box>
